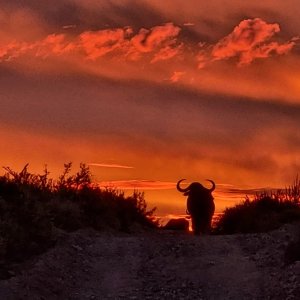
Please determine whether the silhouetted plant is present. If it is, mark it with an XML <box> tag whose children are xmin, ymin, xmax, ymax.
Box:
<box><xmin>56</xmin><ymin>163</ymin><xmax>91</xmax><ymax>193</ymax></box>
<box><xmin>0</xmin><ymin>192</ymin><xmax>55</xmax><ymax>263</ymax></box>
<box><xmin>214</xmin><ymin>178</ymin><xmax>300</xmax><ymax>234</ymax></box>
<box><xmin>0</xmin><ymin>163</ymin><xmax>157</xmax><ymax>275</ymax></box>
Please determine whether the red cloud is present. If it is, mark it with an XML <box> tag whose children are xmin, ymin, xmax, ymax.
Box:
<box><xmin>129</xmin><ymin>23</ymin><xmax>181</xmax><ymax>61</ymax></box>
<box><xmin>170</xmin><ymin>71</ymin><xmax>185</xmax><ymax>82</ymax></box>
<box><xmin>240</xmin><ymin>41</ymin><xmax>295</xmax><ymax>65</ymax></box>
<box><xmin>88</xmin><ymin>163</ymin><xmax>134</xmax><ymax>169</ymax></box>
<box><xmin>0</xmin><ymin>19</ymin><xmax>296</xmax><ymax>70</ymax></box>
<box><xmin>0</xmin><ymin>23</ymin><xmax>181</xmax><ymax>63</ymax></box>
<box><xmin>35</xmin><ymin>34</ymin><xmax>75</xmax><ymax>58</ymax></box>
<box><xmin>0</xmin><ymin>41</ymin><xmax>33</xmax><ymax>61</ymax></box>
<box><xmin>79</xmin><ymin>28</ymin><xmax>132</xmax><ymax>59</ymax></box>
<box><xmin>131</xmin><ymin>23</ymin><xmax>180</xmax><ymax>53</ymax></box>
<box><xmin>98</xmin><ymin>180</ymin><xmax>176</xmax><ymax>190</ymax></box>
<box><xmin>151</xmin><ymin>45</ymin><xmax>181</xmax><ymax>63</ymax></box>
<box><xmin>0</xmin><ymin>42</ymin><xmax>20</xmax><ymax>61</ymax></box>
<box><xmin>211</xmin><ymin>18</ymin><xmax>295</xmax><ymax>65</ymax></box>
<box><xmin>0</xmin><ymin>34</ymin><xmax>75</xmax><ymax>61</ymax></box>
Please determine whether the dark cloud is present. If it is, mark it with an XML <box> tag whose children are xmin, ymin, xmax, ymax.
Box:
<box><xmin>0</xmin><ymin>0</ymin><xmax>80</xmax><ymax>31</ymax></box>
<box><xmin>99</xmin><ymin>0</ymin><xmax>166</xmax><ymax>30</ymax></box>
<box><xmin>1</xmin><ymin>68</ymin><xmax>300</xmax><ymax>148</ymax></box>
<box><xmin>0</xmin><ymin>0</ymin><xmax>165</xmax><ymax>33</ymax></box>
<box><xmin>1</xmin><ymin>1</ymin><xmax>299</xmax><ymax>39</ymax></box>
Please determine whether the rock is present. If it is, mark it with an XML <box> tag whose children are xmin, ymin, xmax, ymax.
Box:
<box><xmin>72</xmin><ymin>244</ymin><xmax>83</xmax><ymax>251</ymax></box>
<box><xmin>163</xmin><ymin>218</ymin><xmax>189</xmax><ymax>231</ymax></box>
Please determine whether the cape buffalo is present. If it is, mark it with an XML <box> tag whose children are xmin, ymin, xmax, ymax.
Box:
<box><xmin>177</xmin><ymin>179</ymin><xmax>215</xmax><ymax>235</ymax></box>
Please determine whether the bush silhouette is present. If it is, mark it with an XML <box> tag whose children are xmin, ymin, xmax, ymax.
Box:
<box><xmin>214</xmin><ymin>177</ymin><xmax>300</xmax><ymax>234</ymax></box>
<box><xmin>0</xmin><ymin>163</ymin><xmax>156</xmax><ymax>274</ymax></box>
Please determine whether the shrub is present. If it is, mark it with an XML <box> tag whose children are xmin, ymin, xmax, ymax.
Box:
<box><xmin>214</xmin><ymin>178</ymin><xmax>300</xmax><ymax>234</ymax></box>
<box><xmin>46</xmin><ymin>198</ymin><xmax>83</xmax><ymax>232</ymax></box>
<box><xmin>0</xmin><ymin>163</ymin><xmax>157</xmax><ymax>271</ymax></box>
<box><xmin>0</xmin><ymin>194</ymin><xmax>55</xmax><ymax>262</ymax></box>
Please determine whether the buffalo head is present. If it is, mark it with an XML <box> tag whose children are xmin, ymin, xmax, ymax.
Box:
<box><xmin>176</xmin><ymin>179</ymin><xmax>215</xmax><ymax>195</ymax></box>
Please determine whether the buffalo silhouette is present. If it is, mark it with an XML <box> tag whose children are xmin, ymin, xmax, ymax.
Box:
<box><xmin>177</xmin><ymin>179</ymin><xmax>215</xmax><ymax>235</ymax></box>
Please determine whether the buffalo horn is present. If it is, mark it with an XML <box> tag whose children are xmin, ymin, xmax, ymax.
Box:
<box><xmin>206</xmin><ymin>179</ymin><xmax>215</xmax><ymax>192</ymax></box>
<box><xmin>176</xmin><ymin>179</ymin><xmax>190</xmax><ymax>193</ymax></box>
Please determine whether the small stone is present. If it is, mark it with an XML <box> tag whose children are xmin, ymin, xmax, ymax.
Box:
<box><xmin>72</xmin><ymin>244</ymin><xmax>83</xmax><ymax>251</ymax></box>
<box><xmin>7</xmin><ymin>270</ymin><xmax>15</xmax><ymax>276</ymax></box>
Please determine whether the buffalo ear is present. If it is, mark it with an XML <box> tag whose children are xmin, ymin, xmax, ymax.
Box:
<box><xmin>184</xmin><ymin>191</ymin><xmax>189</xmax><ymax>196</ymax></box>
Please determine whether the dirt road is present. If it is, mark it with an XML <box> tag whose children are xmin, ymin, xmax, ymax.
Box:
<box><xmin>0</xmin><ymin>225</ymin><xmax>299</xmax><ymax>299</ymax></box>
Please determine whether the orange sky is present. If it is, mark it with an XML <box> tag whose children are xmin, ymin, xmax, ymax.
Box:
<box><xmin>1</xmin><ymin>1</ymin><xmax>300</xmax><ymax>215</ymax></box>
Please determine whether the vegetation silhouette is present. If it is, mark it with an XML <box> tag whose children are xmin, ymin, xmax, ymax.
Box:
<box><xmin>1</xmin><ymin>163</ymin><xmax>300</xmax><ymax>278</ymax></box>
<box><xmin>214</xmin><ymin>176</ymin><xmax>300</xmax><ymax>234</ymax></box>
<box><xmin>0</xmin><ymin>163</ymin><xmax>156</xmax><ymax>277</ymax></box>
<box><xmin>177</xmin><ymin>179</ymin><xmax>215</xmax><ymax>235</ymax></box>
<box><xmin>213</xmin><ymin>178</ymin><xmax>300</xmax><ymax>264</ymax></box>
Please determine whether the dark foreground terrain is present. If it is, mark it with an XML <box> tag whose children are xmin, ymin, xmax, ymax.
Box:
<box><xmin>0</xmin><ymin>223</ymin><xmax>299</xmax><ymax>300</ymax></box>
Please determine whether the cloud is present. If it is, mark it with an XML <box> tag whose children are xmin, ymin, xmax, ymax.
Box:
<box><xmin>62</xmin><ymin>24</ymin><xmax>77</xmax><ymax>29</ymax></box>
<box><xmin>213</xmin><ymin>18</ymin><xmax>280</xmax><ymax>57</ymax></box>
<box><xmin>197</xmin><ymin>48</ymin><xmax>209</xmax><ymax>68</ymax></box>
<box><xmin>35</xmin><ymin>34</ymin><xmax>76</xmax><ymax>57</ymax></box>
<box><xmin>0</xmin><ymin>34</ymin><xmax>77</xmax><ymax>62</ymax></box>
<box><xmin>217</xmin><ymin>183</ymin><xmax>271</xmax><ymax>195</ymax></box>
<box><xmin>79</xmin><ymin>28</ymin><xmax>131</xmax><ymax>59</ymax></box>
<box><xmin>131</xmin><ymin>23</ymin><xmax>180</xmax><ymax>52</ymax></box>
<box><xmin>88</xmin><ymin>163</ymin><xmax>134</xmax><ymax>169</ymax></box>
<box><xmin>0</xmin><ymin>40</ymin><xmax>40</xmax><ymax>62</ymax></box>
<box><xmin>0</xmin><ymin>22</ymin><xmax>181</xmax><ymax>63</ymax></box>
<box><xmin>211</xmin><ymin>18</ymin><xmax>296</xmax><ymax>65</ymax></box>
<box><xmin>77</xmin><ymin>22</ymin><xmax>181</xmax><ymax>61</ymax></box>
<box><xmin>170</xmin><ymin>71</ymin><xmax>185</xmax><ymax>82</ymax></box>
<box><xmin>240</xmin><ymin>41</ymin><xmax>295</xmax><ymax>65</ymax></box>
<box><xmin>98</xmin><ymin>180</ymin><xmax>176</xmax><ymax>190</ymax></box>
<box><xmin>128</xmin><ymin>22</ymin><xmax>181</xmax><ymax>60</ymax></box>
<box><xmin>0</xmin><ymin>18</ymin><xmax>296</xmax><ymax>68</ymax></box>
<box><xmin>0</xmin><ymin>17</ymin><xmax>299</xmax><ymax>104</ymax></box>
<box><xmin>0</xmin><ymin>6</ymin><xmax>45</xmax><ymax>42</ymax></box>
<box><xmin>151</xmin><ymin>45</ymin><xmax>182</xmax><ymax>63</ymax></box>
<box><xmin>183</xmin><ymin>22</ymin><xmax>195</xmax><ymax>27</ymax></box>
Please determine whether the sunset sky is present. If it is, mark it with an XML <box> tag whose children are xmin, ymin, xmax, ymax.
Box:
<box><xmin>1</xmin><ymin>0</ymin><xmax>300</xmax><ymax>216</ymax></box>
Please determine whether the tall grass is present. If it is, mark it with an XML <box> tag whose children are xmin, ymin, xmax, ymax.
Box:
<box><xmin>0</xmin><ymin>163</ymin><xmax>156</xmax><ymax>274</ymax></box>
<box><xmin>214</xmin><ymin>177</ymin><xmax>300</xmax><ymax>234</ymax></box>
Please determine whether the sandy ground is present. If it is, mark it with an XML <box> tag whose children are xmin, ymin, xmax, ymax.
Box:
<box><xmin>0</xmin><ymin>224</ymin><xmax>299</xmax><ymax>299</ymax></box>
